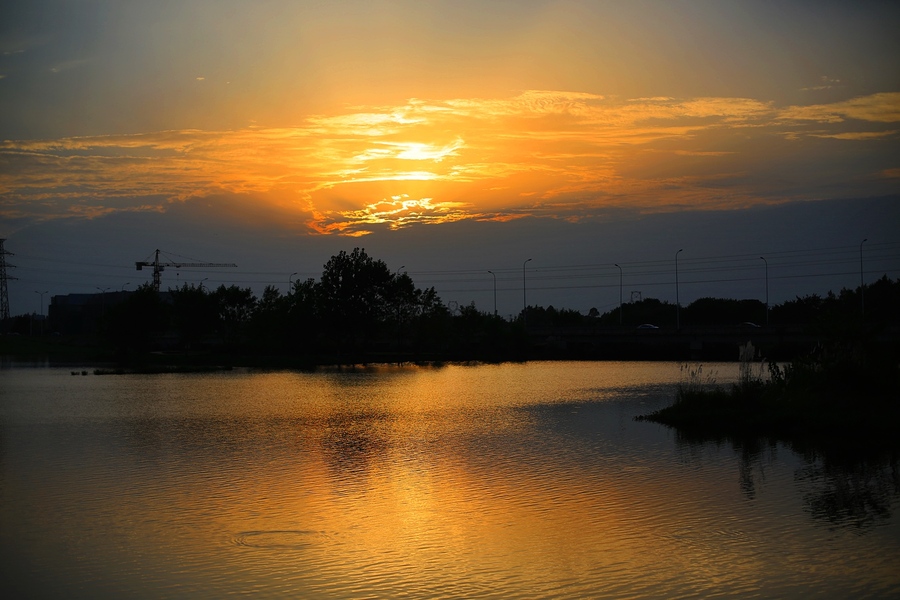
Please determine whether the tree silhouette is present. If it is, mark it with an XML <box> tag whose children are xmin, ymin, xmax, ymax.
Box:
<box><xmin>214</xmin><ymin>284</ymin><xmax>257</xmax><ymax>348</ymax></box>
<box><xmin>105</xmin><ymin>283</ymin><xmax>168</xmax><ymax>357</ymax></box>
<box><xmin>319</xmin><ymin>248</ymin><xmax>393</xmax><ymax>351</ymax></box>
<box><xmin>251</xmin><ymin>285</ymin><xmax>288</xmax><ymax>352</ymax></box>
<box><xmin>286</xmin><ymin>277</ymin><xmax>321</xmax><ymax>354</ymax></box>
<box><xmin>170</xmin><ymin>283</ymin><xmax>218</xmax><ymax>349</ymax></box>
<box><xmin>683</xmin><ymin>297</ymin><xmax>765</xmax><ymax>327</ymax></box>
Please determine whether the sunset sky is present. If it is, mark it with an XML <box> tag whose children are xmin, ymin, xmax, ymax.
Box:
<box><xmin>2</xmin><ymin>1</ymin><xmax>899</xmax><ymax>318</ymax></box>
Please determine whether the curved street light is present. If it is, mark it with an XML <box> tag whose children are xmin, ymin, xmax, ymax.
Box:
<box><xmin>675</xmin><ymin>249</ymin><xmax>683</xmax><ymax>330</ymax></box>
<box><xmin>760</xmin><ymin>257</ymin><xmax>768</xmax><ymax>327</ymax></box>
<box><xmin>289</xmin><ymin>271</ymin><xmax>298</xmax><ymax>290</ymax></box>
<box><xmin>860</xmin><ymin>238</ymin><xmax>867</xmax><ymax>318</ymax></box>
<box><xmin>395</xmin><ymin>266</ymin><xmax>406</xmax><ymax>356</ymax></box>
<box><xmin>96</xmin><ymin>287</ymin><xmax>110</xmax><ymax>319</ymax></box>
<box><xmin>614</xmin><ymin>264</ymin><xmax>623</xmax><ymax>326</ymax></box>
<box><xmin>34</xmin><ymin>290</ymin><xmax>48</xmax><ymax>335</ymax></box>
<box><xmin>487</xmin><ymin>270</ymin><xmax>497</xmax><ymax>316</ymax></box>
<box><xmin>523</xmin><ymin>258</ymin><xmax>532</xmax><ymax>327</ymax></box>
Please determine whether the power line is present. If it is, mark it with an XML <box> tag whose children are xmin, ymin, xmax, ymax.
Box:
<box><xmin>8</xmin><ymin>242</ymin><xmax>900</xmax><ymax>301</ymax></box>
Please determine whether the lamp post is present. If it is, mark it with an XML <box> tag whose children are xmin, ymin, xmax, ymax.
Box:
<box><xmin>614</xmin><ymin>263</ymin><xmax>623</xmax><ymax>326</ymax></box>
<box><xmin>860</xmin><ymin>238</ymin><xmax>867</xmax><ymax>318</ymax></box>
<box><xmin>487</xmin><ymin>270</ymin><xmax>497</xmax><ymax>316</ymax></box>
<box><xmin>760</xmin><ymin>257</ymin><xmax>768</xmax><ymax>327</ymax></box>
<box><xmin>395</xmin><ymin>266</ymin><xmax>406</xmax><ymax>357</ymax></box>
<box><xmin>675</xmin><ymin>249</ymin><xmax>683</xmax><ymax>330</ymax></box>
<box><xmin>96</xmin><ymin>287</ymin><xmax>110</xmax><ymax>321</ymax></box>
<box><xmin>34</xmin><ymin>290</ymin><xmax>48</xmax><ymax>335</ymax></box>
<box><xmin>289</xmin><ymin>272</ymin><xmax>298</xmax><ymax>291</ymax></box>
<box><xmin>523</xmin><ymin>258</ymin><xmax>532</xmax><ymax>327</ymax></box>
<box><xmin>199</xmin><ymin>278</ymin><xmax>208</xmax><ymax>292</ymax></box>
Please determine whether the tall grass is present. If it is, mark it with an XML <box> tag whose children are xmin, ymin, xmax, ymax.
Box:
<box><xmin>674</xmin><ymin>342</ymin><xmax>765</xmax><ymax>405</ymax></box>
<box><xmin>642</xmin><ymin>336</ymin><xmax>900</xmax><ymax>439</ymax></box>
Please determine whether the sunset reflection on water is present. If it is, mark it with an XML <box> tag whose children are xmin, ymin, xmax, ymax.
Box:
<box><xmin>2</xmin><ymin>362</ymin><xmax>898</xmax><ymax>598</ymax></box>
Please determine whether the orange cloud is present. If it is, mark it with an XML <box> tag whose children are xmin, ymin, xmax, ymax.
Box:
<box><xmin>778</xmin><ymin>92</ymin><xmax>900</xmax><ymax>124</ymax></box>
<box><xmin>2</xmin><ymin>91</ymin><xmax>898</xmax><ymax>235</ymax></box>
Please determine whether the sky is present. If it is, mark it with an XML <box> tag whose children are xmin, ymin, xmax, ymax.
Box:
<box><xmin>1</xmin><ymin>0</ymin><xmax>899</xmax><ymax>320</ymax></box>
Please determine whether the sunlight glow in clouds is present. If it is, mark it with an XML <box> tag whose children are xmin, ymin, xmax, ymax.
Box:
<box><xmin>1</xmin><ymin>90</ymin><xmax>899</xmax><ymax>236</ymax></box>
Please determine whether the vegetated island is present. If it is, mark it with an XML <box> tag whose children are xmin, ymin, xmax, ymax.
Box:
<box><xmin>637</xmin><ymin>335</ymin><xmax>900</xmax><ymax>448</ymax></box>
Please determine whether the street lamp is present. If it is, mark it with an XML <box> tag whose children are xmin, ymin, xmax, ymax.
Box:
<box><xmin>675</xmin><ymin>249</ymin><xmax>683</xmax><ymax>330</ymax></box>
<box><xmin>395</xmin><ymin>266</ymin><xmax>406</xmax><ymax>356</ymax></box>
<box><xmin>860</xmin><ymin>238</ymin><xmax>867</xmax><ymax>318</ymax></box>
<box><xmin>289</xmin><ymin>272</ymin><xmax>298</xmax><ymax>290</ymax></box>
<box><xmin>760</xmin><ymin>257</ymin><xmax>768</xmax><ymax>327</ymax></box>
<box><xmin>34</xmin><ymin>290</ymin><xmax>48</xmax><ymax>334</ymax></box>
<box><xmin>523</xmin><ymin>258</ymin><xmax>532</xmax><ymax>327</ymax></box>
<box><xmin>487</xmin><ymin>270</ymin><xmax>497</xmax><ymax>316</ymax></box>
<box><xmin>199</xmin><ymin>278</ymin><xmax>208</xmax><ymax>291</ymax></box>
<box><xmin>96</xmin><ymin>287</ymin><xmax>110</xmax><ymax>320</ymax></box>
<box><xmin>614</xmin><ymin>264</ymin><xmax>623</xmax><ymax>326</ymax></box>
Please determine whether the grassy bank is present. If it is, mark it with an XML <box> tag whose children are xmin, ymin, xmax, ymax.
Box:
<box><xmin>638</xmin><ymin>341</ymin><xmax>900</xmax><ymax>443</ymax></box>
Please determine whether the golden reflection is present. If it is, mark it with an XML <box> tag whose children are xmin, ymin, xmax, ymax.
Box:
<box><xmin>5</xmin><ymin>365</ymin><xmax>899</xmax><ymax>596</ymax></box>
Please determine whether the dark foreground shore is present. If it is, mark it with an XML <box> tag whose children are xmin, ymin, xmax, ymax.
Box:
<box><xmin>637</xmin><ymin>342</ymin><xmax>900</xmax><ymax>453</ymax></box>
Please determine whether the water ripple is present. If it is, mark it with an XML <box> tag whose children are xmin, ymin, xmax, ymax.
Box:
<box><xmin>232</xmin><ymin>530</ymin><xmax>328</xmax><ymax>549</ymax></box>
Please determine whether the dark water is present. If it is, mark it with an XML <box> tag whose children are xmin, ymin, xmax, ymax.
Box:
<box><xmin>1</xmin><ymin>361</ymin><xmax>898</xmax><ymax>598</ymax></box>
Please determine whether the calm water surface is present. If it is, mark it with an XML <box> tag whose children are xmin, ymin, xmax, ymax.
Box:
<box><xmin>1</xmin><ymin>361</ymin><xmax>898</xmax><ymax>598</ymax></box>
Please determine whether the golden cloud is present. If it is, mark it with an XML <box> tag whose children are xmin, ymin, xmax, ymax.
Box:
<box><xmin>778</xmin><ymin>92</ymin><xmax>900</xmax><ymax>124</ymax></box>
<box><xmin>2</xmin><ymin>91</ymin><xmax>897</xmax><ymax>235</ymax></box>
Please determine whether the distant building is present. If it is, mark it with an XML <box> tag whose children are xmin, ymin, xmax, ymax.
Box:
<box><xmin>49</xmin><ymin>291</ymin><xmax>130</xmax><ymax>335</ymax></box>
<box><xmin>49</xmin><ymin>290</ymin><xmax>177</xmax><ymax>336</ymax></box>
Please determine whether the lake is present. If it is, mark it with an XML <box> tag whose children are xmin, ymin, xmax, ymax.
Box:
<box><xmin>1</xmin><ymin>361</ymin><xmax>898</xmax><ymax>599</ymax></box>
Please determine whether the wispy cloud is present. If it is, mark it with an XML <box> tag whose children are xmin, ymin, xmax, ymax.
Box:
<box><xmin>778</xmin><ymin>92</ymin><xmax>900</xmax><ymax>124</ymax></box>
<box><xmin>801</xmin><ymin>75</ymin><xmax>842</xmax><ymax>92</ymax></box>
<box><xmin>48</xmin><ymin>58</ymin><xmax>89</xmax><ymax>74</ymax></box>
<box><xmin>2</xmin><ymin>90</ymin><xmax>898</xmax><ymax>236</ymax></box>
<box><xmin>809</xmin><ymin>130</ymin><xmax>898</xmax><ymax>140</ymax></box>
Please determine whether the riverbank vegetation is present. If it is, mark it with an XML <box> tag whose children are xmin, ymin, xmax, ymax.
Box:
<box><xmin>638</xmin><ymin>335</ymin><xmax>900</xmax><ymax>444</ymax></box>
<box><xmin>3</xmin><ymin>248</ymin><xmax>899</xmax><ymax>367</ymax></box>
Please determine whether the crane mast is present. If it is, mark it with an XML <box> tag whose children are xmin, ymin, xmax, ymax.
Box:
<box><xmin>136</xmin><ymin>249</ymin><xmax>237</xmax><ymax>292</ymax></box>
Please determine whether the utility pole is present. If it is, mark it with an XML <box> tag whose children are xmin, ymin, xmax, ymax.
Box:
<box><xmin>675</xmin><ymin>249</ymin><xmax>683</xmax><ymax>330</ymax></box>
<box><xmin>523</xmin><ymin>258</ymin><xmax>532</xmax><ymax>328</ymax></box>
<box><xmin>860</xmin><ymin>238</ymin><xmax>867</xmax><ymax>318</ymax></box>
<box><xmin>760</xmin><ymin>256</ymin><xmax>769</xmax><ymax>326</ymax></box>
<box><xmin>396</xmin><ymin>266</ymin><xmax>405</xmax><ymax>355</ymax></box>
<box><xmin>614</xmin><ymin>264</ymin><xmax>623</xmax><ymax>326</ymax></box>
<box><xmin>35</xmin><ymin>290</ymin><xmax>48</xmax><ymax>335</ymax></box>
<box><xmin>487</xmin><ymin>270</ymin><xmax>497</xmax><ymax>316</ymax></box>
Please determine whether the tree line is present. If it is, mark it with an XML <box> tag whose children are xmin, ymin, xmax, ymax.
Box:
<box><xmin>104</xmin><ymin>248</ymin><xmax>523</xmax><ymax>362</ymax></box>
<box><xmin>17</xmin><ymin>247</ymin><xmax>897</xmax><ymax>362</ymax></box>
<box><xmin>593</xmin><ymin>274</ymin><xmax>899</xmax><ymax>330</ymax></box>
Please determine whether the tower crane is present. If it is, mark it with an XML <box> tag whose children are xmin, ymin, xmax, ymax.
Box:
<box><xmin>136</xmin><ymin>249</ymin><xmax>237</xmax><ymax>292</ymax></box>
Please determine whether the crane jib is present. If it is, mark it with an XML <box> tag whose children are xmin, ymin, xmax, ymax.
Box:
<box><xmin>135</xmin><ymin>250</ymin><xmax>236</xmax><ymax>291</ymax></box>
